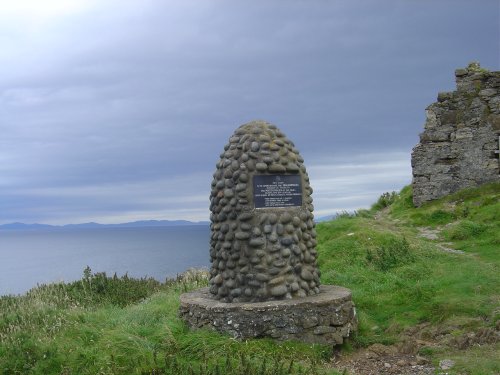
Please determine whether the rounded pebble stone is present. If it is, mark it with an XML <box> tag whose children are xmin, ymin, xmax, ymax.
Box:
<box><xmin>273</xmin><ymin>259</ymin><xmax>287</xmax><ymax>268</ymax></box>
<box><xmin>255</xmin><ymin>250</ymin><xmax>266</xmax><ymax>257</ymax></box>
<box><xmin>223</xmin><ymin>189</ymin><xmax>234</xmax><ymax>198</ymax></box>
<box><xmin>235</xmin><ymin>183</ymin><xmax>247</xmax><ymax>192</ymax></box>
<box><xmin>281</xmin><ymin>248</ymin><xmax>291</xmax><ymax>257</ymax></box>
<box><xmin>249</xmin><ymin>237</ymin><xmax>265</xmax><ymax>247</ymax></box>
<box><xmin>269</xmin><ymin>213</ymin><xmax>278</xmax><ymax>224</ymax></box>
<box><xmin>291</xmin><ymin>244</ymin><xmax>301</xmax><ymax>255</ymax></box>
<box><xmin>263</xmin><ymin>156</ymin><xmax>273</xmax><ymax>164</ymax></box>
<box><xmin>239</xmin><ymin>212</ymin><xmax>252</xmax><ymax>221</ymax></box>
<box><xmin>252</xmin><ymin>227</ymin><xmax>262</xmax><ymax>236</ymax></box>
<box><xmin>268</xmin><ymin>232</ymin><xmax>278</xmax><ymax>243</ymax></box>
<box><xmin>269</xmin><ymin>244</ymin><xmax>281</xmax><ymax>252</ymax></box>
<box><xmin>280</xmin><ymin>212</ymin><xmax>292</xmax><ymax>224</ymax></box>
<box><xmin>268</xmin><ymin>267</ymin><xmax>280</xmax><ymax>276</ymax></box>
<box><xmin>256</xmin><ymin>273</ymin><xmax>270</xmax><ymax>282</ymax></box>
<box><xmin>246</xmin><ymin>160</ymin><xmax>255</xmax><ymax>171</ymax></box>
<box><xmin>235</xmin><ymin>231</ymin><xmax>250</xmax><ymax>240</ymax></box>
<box><xmin>270</xmin><ymin>285</ymin><xmax>288</xmax><ymax>297</ymax></box>
<box><xmin>256</xmin><ymin>162</ymin><xmax>268</xmax><ymax>171</ymax></box>
<box><xmin>238</xmin><ymin>258</ymin><xmax>248</xmax><ymax>266</ymax></box>
<box><xmin>296</xmin><ymin>290</ymin><xmax>307</xmax><ymax>298</ymax></box>
<box><xmin>300</xmin><ymin>268</ymin><xmax>314</xmax><ymax>281</ymax></box>
<box><xmin>269</xmin><ymin>276</ymin><xmax>286</xmax><ymax>286</ymax></box>
<box><xmin>259</xmin><ymin>134</ymin><xmax>271</xmax><ymax>142</ymax></box>
<box><xmin>240</xmin><ymin>222</ymin><xmax>252</xmax><ymax>231</ymax></box>
<box><xmin>230</xmin><ymin>288</ymin><xmax>242</xmax><ymax>297</ymax></box>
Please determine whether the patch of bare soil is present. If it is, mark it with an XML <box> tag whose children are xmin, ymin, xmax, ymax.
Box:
<box><xmin>416</xmin><ymin>227</ymin><xmax>465</xmax><ymax>254</ymax></box>
<box><xmin>333</xmin><ymin>322</ymin><xmax>500</xmax><ymax>375</ymax></box>
<box><xmin>416</xmin><ymin>227</ymin><xmax>440</xmax><ymax>240</ymax></box>
<box><xmin>333</xmin><ymin>344</ymin><xmax>434</xmax><ymax>375</ymax></box>
<box><xmin>374</xmin><ymin>207</ymin><xmax>391</xmax><ymax>221</ymax></box>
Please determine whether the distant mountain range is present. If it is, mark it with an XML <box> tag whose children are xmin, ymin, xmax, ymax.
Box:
<box><xmin>316</xmin><ymin>214</ymin><xmax>338</xmax><ymax>222</ymax></box>
<box><xmin>1</xmin><ymin>214</ymin><xmax>342</xmax><ymax>231</ymax></box>
<box><xmin>0</xmin><ymin>220</ymin><xmax>209</xmax><ymax>230</ymax></box>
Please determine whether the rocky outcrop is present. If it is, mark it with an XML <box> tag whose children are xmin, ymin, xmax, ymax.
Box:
<box><xmin>411</xmin><ymin>63</ymin><xmax>500</xmax><ymax>206</ymax></box>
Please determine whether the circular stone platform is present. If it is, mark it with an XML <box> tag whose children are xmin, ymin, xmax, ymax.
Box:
<box><xmin>179</xmin><ymin>285</ymin><xmax>357</xmax><ymax>345</ymax></box>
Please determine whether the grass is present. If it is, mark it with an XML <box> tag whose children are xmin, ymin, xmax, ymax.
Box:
<box><xmin>1</xmin><ymin>182</ymin><xmax>499</xmax><ymax>374</ymax></box>
<box><xmin>318</xmin><ymin>182</ymin><xmax>499</xmax><ymax>372</ymax></box>
<box><xmin>0</xmin><ymin>270</ymin><xmax>335</xmax><ymax>374</ymax></box>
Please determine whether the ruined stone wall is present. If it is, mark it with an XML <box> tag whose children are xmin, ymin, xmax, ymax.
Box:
<box><xmin>411</xmin><ymin>63</ymin><xmax>500</xmax><ymax>206</ymax></box>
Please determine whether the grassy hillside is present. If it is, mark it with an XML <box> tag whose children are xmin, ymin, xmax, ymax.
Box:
<box><xmin>317</xmin><ymin>182</ymin><xmax>499</xmax><ymax>373</ymax></box>
<box><xmin>1</xmin><ymin>182</ymin><xmax>498</xmax><ymax>374</ymax></box>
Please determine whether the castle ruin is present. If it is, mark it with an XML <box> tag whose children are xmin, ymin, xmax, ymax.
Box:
<box><xmin>411</xmin><ymin>63</ymin><xmax>500</xmax><ymax>206</ymax></box>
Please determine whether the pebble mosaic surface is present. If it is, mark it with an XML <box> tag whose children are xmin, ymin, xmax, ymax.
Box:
<box><xmin>209</xmin><ymin>120</ymin><xmax>321</xmax><ymax>302</ymax></box>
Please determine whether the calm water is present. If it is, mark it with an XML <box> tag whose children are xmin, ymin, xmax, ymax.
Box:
<box><xmin>0</xmin><ymin>225</ymin><xmax>210</xmax><ymax>296</ymax></box>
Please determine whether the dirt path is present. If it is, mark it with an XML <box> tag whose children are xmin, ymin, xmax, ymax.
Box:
<box><xmin>416</xmin><ymin>227</ymin><xmax>465</xmax><ymax>255</ymax></box>
<box><xmin>376</xmin><ymin>208</ymin><xmax>466</xmax><ymax>256</ymax></box>
<box><xmin>332</xmin><ymin>322</ymin><xmax>499</xmax><ymax>374</ymax></box>
<box><xmin>333</xmin><ymin>344</ymin><xmax>435</xmax><ymax>375</ymax></box>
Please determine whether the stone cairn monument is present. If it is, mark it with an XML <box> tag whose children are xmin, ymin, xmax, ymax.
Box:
<box><xmin>180</xmin><ymin>120</ymin><xmax>357</xmax><ymax>345</ymax></box>
<box><xmin>412</xmin><ymin>62</ymin><xmax>500</xmax><ymax>206</ymax></box>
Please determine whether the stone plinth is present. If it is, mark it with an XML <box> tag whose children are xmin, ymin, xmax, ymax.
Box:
<box><xmin>179</xmin><ymin>285</ymin><xmax>357</xmax><ymax>345</ymax></box>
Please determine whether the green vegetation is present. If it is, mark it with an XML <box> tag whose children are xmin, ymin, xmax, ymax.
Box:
<box><xmin>370</xmin><ymin>191</ymin><xmax>398</xmax><ymax>211</ymax></box>
<box><xmin>0</xmin><ymin>270</ymin><xmax>333</xmax><ymax>375</ymax></box>
<box><xmin>318</xmin><ymin>182</ymin><xmax>499</xmax><ymax>374</ymax></box>
<box><xmin>1</xmin><ymin>182</ymin><xmax>499</xmax><ymax>374</ymax></box>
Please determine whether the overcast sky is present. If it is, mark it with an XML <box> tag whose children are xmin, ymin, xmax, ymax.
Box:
<box><xmin>0</xmin><ymin>0</ymin><xmax>498</xmax><ymax>225</ymax></box>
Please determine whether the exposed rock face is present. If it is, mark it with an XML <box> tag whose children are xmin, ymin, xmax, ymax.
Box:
<box><xmin>208</xmin><ymin>120</ymin><xmax>321</xmax><ymax>302</ymax></box>
<box><xmin>412</xmin><ymin>63</ymin><xmax>500</xmax><ymax>206</ymax></box>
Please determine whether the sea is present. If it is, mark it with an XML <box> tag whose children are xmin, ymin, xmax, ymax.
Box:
<box><xmin>0</xmin><ymin>225</ymin><xmax>210</xmax><ymax>296</ymax></box>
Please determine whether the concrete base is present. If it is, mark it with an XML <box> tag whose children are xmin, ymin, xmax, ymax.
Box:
<box><xmin>179</xmin><ymin>285</ymin><xmax>357</xmax><ymax>345</ymax></box>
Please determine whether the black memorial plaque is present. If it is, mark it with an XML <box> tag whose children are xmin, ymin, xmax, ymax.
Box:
<box><xmin>253</xmin><ymin>175</ymin><xmax>302</xmax><ymax>208</ymax></box>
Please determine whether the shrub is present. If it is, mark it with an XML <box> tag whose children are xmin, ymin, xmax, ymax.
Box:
<box><xmin>371</xmin><ymin>191</ymin><xmax>398</xmax><ymax>211</ymax></box>
<box><xmin>444</xmin><ymin>220</ymin><xmax>488</xmax><ymax>241</ymax></box>
<box><xmin>366</xmin><ymin>236</ymin><xmax>414</xmax><ymax>271</ymax></box>
<box><xmin>355</xmin><ymin>209</ymin><xmax>372</xmax><ymax>218</ymax></box>
<box><xmin>67</xmin><ymin>266</ymin><xmax>165</xmax><ymax>307</ymax></box>
<box><xmin>336</xmin><ymin>210</ymin><xmax>357</xmax><ymax>219</ymax></box>
<box><xmin>427</xmin><ymin>209</ymin><xmax>455</xmax><ymax>225</ymax></box>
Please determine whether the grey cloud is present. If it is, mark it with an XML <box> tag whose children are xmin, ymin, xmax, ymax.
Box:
<box><xmin>0</xmin><ymin>1</ymin><xmax>498</xmax><ymax>224</ymax></box>
<box><xmin>309</xmin><ymin>152</ymin><xmax>411</xmax><ymax>216</ymax></box>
